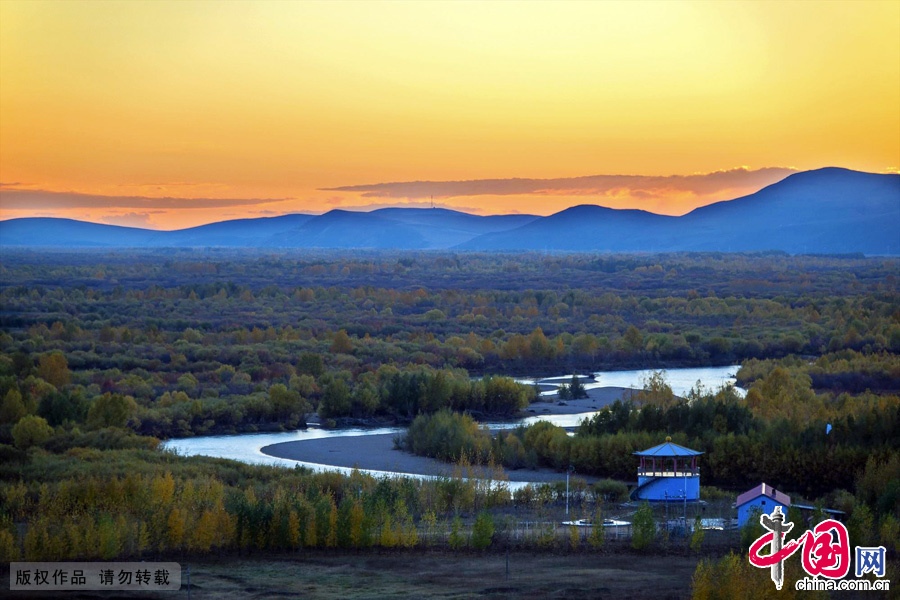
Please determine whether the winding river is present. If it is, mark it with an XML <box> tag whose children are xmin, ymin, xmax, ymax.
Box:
<box><xmin>162</xmin><ymin>365</ymin><xmax>743</xmax><ymax>484</ymax></box>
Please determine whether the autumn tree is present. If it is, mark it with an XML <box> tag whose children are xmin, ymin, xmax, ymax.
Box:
<box><xmin>167</xmin><ymin>509</ymin><xmax>186</xmax><ymax>551</ymax></box>
<box><xmin>193</xmin><ymin>509</ymin><xmax>218</xmax><ymax>553</ymax></box>
<box><xmin>330</xmin><ymin>330</ymin><xmax>354</xmax><ymax>354</ymax></box>
<box><xmin>379</xmin><ymin>513</ymin><xmax>396</xmax><ymax>548</ymax></box>
<box><xmin>150</xmin><ymin>472</ymin><xmax>176</xmax><ymax>507</ymax></box>
<box><xmin>622</xmin><ymin>326</ymin><xmax>644</xmax><ymax>353</ymax></box>
<box><xmin>348</xmin><ymin>500</ymin><xmax>365</xmax><ymax>548</ymax></box>
<box><xmin>569</xmin><ymin>524</ymin><xmax>580</xmax><ymax>550</ymax></box>
<box><xmin>0</xmin><ymin>389</ymin><xmax>26</xmax><ymax>424</ymax></box>
<box><xmin>304</xmin><ymin>509</ymin><xmax>317</xmax><ymax>548</ymax></box>
<box><xmin>0</xmin><ymin>529</ymin><xmax>20</xmax><ymax>562</ymax></box>
<box><xmin>288</xmin><ymin>510</ymin><xmax>301</xmax><ymax>550</ymax></box>
<box><xmin>633</xmin><ymin>371</ymin><xmax>675</xmax><ymax>406</ymax></box>
<box><xmin>37</xmin><ymin>352</ymin><xmax>70</xmax><ymax>388</ymax></box>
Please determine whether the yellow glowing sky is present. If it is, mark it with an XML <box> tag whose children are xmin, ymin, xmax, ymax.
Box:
<box><xmin>1</xmin><ymin>0</ymin><xmax>898</xmax><ymax>229</ymax></box>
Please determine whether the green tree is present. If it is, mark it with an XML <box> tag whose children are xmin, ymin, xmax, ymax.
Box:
<box><xmin>449</xmin><ymin>515</ymin><xmax>465</xmax><ymax>549</ymax></box>
<box><xmin>631</xmin><ymin>503</ymin><xmax>656</xmax><ymax>550</ymax></box>
<box><xmin>12</xmin><ymin>415</ymin><xmax>53</xmax><ymax>449</ymax></box>
<box><xmin>879</xmin><ymin>514</ymin><xmax>899</xmax><ymax>553</ymax></box>
<box><xmin>690</xmin><ymin>515</ymin><xmax>705</xmax><ymax>553</ymax></box>
<box><xmin>568</xmin><ymin>375</ymin><xmax>588</xmax><ymax>399</ymax></box>
<box><xmin>319</xmin><ymin>380</ymin><xmax>351</xmax><ymax>418</ymax></box>
<box><xmin>296</xmin><ymin>353</ymin><xmax>325</xmax><ymax>377</ymax></box>
<box><xmin>847</xmin><ymin>504</ymin><xmax>875</xmax><ymax>547</ymax></box>
<box><xmin>589</xmin><ymin>509</ymin><xmax>606</xmax><ymax>549</ymax></box>
<box><xmin>420</xmin><ymin>510</ymin><xmax>437</xmax><ymax>547</ymax></box>
<box><xmin>290</xmin><ymin>374</ymin><xmax>318</xmax><ymax>397</ymax></box>
<box><xmin>87</xmin><ymin>393</ymin><xmax>137</xmax><ymax>429</ymax></box>
<box><xmin>740</xmin><ymin>507</ymin><xmax>765</xmax><ymax>552</ymax></box>
<box><xmin>569</xmin><ymin>524</ymin><xmax>580</xmax><ymax>550</ymax></box>
<box><xmin>38</xmin><ymin>390</ymin><xmax>88</xmax><ymax>426</ymax></box>
<box><xmin>471</xmin><ymin>511</ymin><xmax>494</xmax><ymax>550</ymax></box>
<box><xmin>349</xmin><ymin>500</ymin><xmax>365</xmax><ymax>548</ymax></box>
<box><xmin>98</xmin><ymin>517</ymin><xmax>121</xmax><ymax>559</ymax></box>
<box><xmin>268</xmin><ymin>384</ymin><xmax>309</xmax><ymax>420</ymax></box>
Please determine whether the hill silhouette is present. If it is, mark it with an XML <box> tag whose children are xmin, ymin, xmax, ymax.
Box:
<box><xmin>2</xmin><ymin>168</ymin><xmax>897</xmax><ymax>254</ymax></box>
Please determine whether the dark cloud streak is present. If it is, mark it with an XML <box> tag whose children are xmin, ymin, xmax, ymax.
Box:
<box><xmin>322</xmin><ymin>167</ymin><xmax>797</xmax><ymax>199</ymax></box>
<box><xmin>0</xmin><ymin>189</ymin><xmax>290</xmax><ymax>210</ymax></box>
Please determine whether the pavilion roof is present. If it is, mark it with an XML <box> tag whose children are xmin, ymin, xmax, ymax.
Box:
<box><xmin>633</xmin><ymin>440</ymin><xmax>703</xmax><ymax>457</ymax></box>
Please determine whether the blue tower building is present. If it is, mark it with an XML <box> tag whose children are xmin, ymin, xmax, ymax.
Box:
<box><xmin>631</xmin><ymin>437</ymin><xmax>702</xmax><ymax>502</ymax></box>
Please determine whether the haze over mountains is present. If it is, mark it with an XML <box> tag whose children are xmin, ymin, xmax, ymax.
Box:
<box><xmin>2</xmin><ymin>168</ymin><xmax>898</xmax><ymax>254</ymax></box>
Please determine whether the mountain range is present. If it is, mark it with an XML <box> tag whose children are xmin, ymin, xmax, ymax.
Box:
<box><xmin>2</xmin><ymin>168</ymin><xmax>898</xmax><ymax>254</ymax></box>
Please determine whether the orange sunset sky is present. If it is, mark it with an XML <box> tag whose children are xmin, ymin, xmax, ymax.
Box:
<box><xmin>1</xmin><ymin>0</ymin><xmax>898</xmax><ymax>230</ymax></box>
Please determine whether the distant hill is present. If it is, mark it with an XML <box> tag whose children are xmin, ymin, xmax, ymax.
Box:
<box><xmin>676</xmin><ymin>168</ymin><xmax>900</xmax><ymax>253</ymax></box>
<box><xmin>156</xmin><ymin>213</ymin><xmax>316</xmax><ymax>247</ymax></box>
<box><xmin>459</xmin><ymin>168</ymin><xmax>900</xmax><ymax>254</ymax></box>
<box><xmin>455</xmin><ymin>205</ymin><xmax>680</xmax><ymax>252</ymax></box>
<box><xmin>0</xmin><ymin>218</ymin><xmax>160</xmax><ymax>247</ymax></box>
<box><xmin>264</xmin><ymin>209</ymin><xmax>430</xmax><ymax>249</ymax></box>
<box><xmin>1</xmin><ymin>168</ymin><xmax>897</xmax><ymax>254</ymax></box>
<box><xmin>0</xmin><ymin>214</ymin><xmax>317</xmax><ymax>248</ymax></box>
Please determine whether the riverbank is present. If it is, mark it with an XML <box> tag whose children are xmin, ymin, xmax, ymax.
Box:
<box><xmin>163</xmin><ymin>365</ymin><xmax>742</xmax><ymax>478</ymax></box>
<box><xmin>261</xmin><ymin>432</ymin><xmax>599</xmax><ymax>484</ymax></box>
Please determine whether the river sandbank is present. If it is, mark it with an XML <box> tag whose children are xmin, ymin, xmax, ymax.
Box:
<box><xmin>261</xmin><ymin>432</ymin><xmax>599</xmax><ymax>484</ymax></box>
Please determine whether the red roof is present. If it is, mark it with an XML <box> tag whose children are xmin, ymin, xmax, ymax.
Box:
<box><xmin>736</xmin><ymin>483</ymin><xmax>791</xmax><ymax>508</ymax></box>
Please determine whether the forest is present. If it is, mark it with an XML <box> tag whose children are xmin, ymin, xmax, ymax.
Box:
<box><xmin>403</xmin><ymin>358</ymin><xmax>900</xmax><ymax>496</ymax></box>
<box><xmin>0</xmin><ymin>250</ymin><xmax>898</xmax><ymax>595</ymax></box>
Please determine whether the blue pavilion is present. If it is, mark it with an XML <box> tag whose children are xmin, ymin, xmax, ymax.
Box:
<box><xmin>631</xmin><ymin>437</ymin><xmax>702</xmax><ymax>502</ymax></box>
